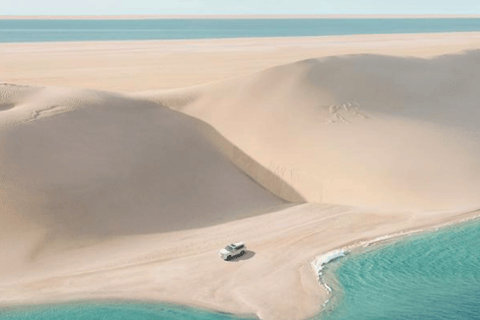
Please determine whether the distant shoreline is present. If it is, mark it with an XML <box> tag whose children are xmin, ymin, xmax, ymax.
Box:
<box><xmin>2</xmin><ymin>32</ymin><xmax>479</xmax><ymax>91</ymax></box>
<box><xmin>1</xmin><ymin>14</ymin><xmax>480</xmax><ymax>20</ymax></box>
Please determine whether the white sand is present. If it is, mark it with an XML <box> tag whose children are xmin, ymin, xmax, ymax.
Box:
<box><xmin>145</xmin><ymin>51</ymin><xmax>480</xmax><ymax>212</ymax></box>
<box><xmin>2</xmin><ymin>32</ymin><xmax>480</xmax><ymax>91</ymax></box>
<box><xmin>1</xmin><ymin>33</ymin><xmax>480</xmax><ymax>320</ymax></box>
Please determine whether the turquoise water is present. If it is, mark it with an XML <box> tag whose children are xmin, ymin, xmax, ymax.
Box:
<box><xmin>0</xmin><ymin>301</ymin><xmax>256</xmax><ymax>320</ymax></box>
<box><xmin>320</xmin><ymin>219</ymin><xmax>480</xmax><ymax>320</ymax></box>
<box><xmin>1</xmin><ymin>19</ymin><xmax>480</xmax><ymax>43</ymax></box>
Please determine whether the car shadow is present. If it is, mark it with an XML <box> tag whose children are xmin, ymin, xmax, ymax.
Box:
<box><xmin>230</xmin><ymin>250</ymin><xmax>255</xmax><ymax>262</ymax></box>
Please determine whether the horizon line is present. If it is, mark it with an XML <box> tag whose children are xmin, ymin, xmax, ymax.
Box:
<box><xmin>1</xmin><ymin>14</ymin><xmax>480</xmax><ymax>20</ymax></box>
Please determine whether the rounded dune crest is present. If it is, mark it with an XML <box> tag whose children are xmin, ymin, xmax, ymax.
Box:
<box><xmin>148</xmin><ymin>51</ymin><xmax>480</xmax><ymax>212</ymax></box>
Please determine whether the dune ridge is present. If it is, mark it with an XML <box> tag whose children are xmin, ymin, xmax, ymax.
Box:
<box><xmin>0</xmin><ymin>83</ymin><xmax>296</xmax><ymax>274</ymax></box>
<box><xmin>1</xmin><ymin>43</ymin><xmax>480</xmax><ymax>320</ymax></box>
<box><xmin>141</xmin><ymin>50</ymin><xmax>480</xmax><ymax>212</ymax></box>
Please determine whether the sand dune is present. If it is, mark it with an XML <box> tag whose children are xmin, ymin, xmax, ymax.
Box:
<box><xmin>141</xmin><ymin>50</ymin><xmax>480</xmax><ymax>212</ymax></box>
<box><xmin>0</xmin><ymin>83</ymin><xmax>287</xmax><ymax>277</ymax></box>
<box><xmin>2</xmin><ymin>39</ymin><xmax>480</xmax><ymax>320</ymax></box>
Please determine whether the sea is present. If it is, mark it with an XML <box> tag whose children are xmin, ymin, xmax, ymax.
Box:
<box><xmin>0</xmin><ymin>18</ymin><xmax>480</xmax><ymax>43</ymax></box>
<box><xmin>2</xmin><ymin>18</ymin><xmax>480</xmax><ymax>320</ymax></box>
<box><xmin>0</xmin><ymin>302</ymin><xmax>254</xmax><ymax>320</ymax></box>
<box><xmin>319</xmin><ymin>218</ymin><xmax>480</xmax><ymax>320</ymax></box>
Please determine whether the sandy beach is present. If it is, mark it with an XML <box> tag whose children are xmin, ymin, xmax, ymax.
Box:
<box><xmin>2</xmin><ymin>32</ymin><xmax>480</xmax><ymax>91</ymax></box>
<box><xmin>1</xmin><ymin>32</ymin><xmax>480</xmax><ymax>320</ymax></box>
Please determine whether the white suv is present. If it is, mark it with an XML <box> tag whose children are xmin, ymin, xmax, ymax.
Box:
<box><xmin>219</xmin><ymin>241</ymin><xmax>247</xmax><ymax>261</ymax></box>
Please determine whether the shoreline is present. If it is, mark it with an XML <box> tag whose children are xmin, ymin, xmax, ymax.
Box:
<box><xmin>1</xmin><ymin>209</ymin><xmax>479</xmax><ymax>320</ymax></box>
<box><xmin>313</xmin><ymin>209</ymin><xmax>480</xmax><ymax>313</ymax></box>
<box><xmin>1</xmin><ymin>204</ymin><xmax>480</xmax><ymax>320</ymax></box>
<box><xmin>2</xmin><ymin>32</ymin><xmax>480</xmax><ymax>92</ymax></box>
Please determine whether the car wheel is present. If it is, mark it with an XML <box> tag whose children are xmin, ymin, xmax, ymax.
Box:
<box><xmin>226</xmin><ymin>255</ymin><xmax>232</xmax><ymax>261</ymax></box>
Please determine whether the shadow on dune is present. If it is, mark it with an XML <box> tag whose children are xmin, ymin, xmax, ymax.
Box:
<box><xmin>0</xmin><ymin>103</ymin><xmax>14</xmax><ymax>111</ymax></box>
<box><xmin>192</xmin><ymin>116</ymin><xmax>306</xmax><ymax>203</ymax></box>
<box><xmin>134</xmin><ymin>91</ymin><xmax>306</xmax><ymax>203</ymax></box>
<box><xmin>0</xmin><ymin>89</ymin><xmax>304</xmax><ymax>240</ymax></box>
<box><xmin>301</xmin><ymin>49</ymin><xmax>480</xmax><ymax>129</ymax></box>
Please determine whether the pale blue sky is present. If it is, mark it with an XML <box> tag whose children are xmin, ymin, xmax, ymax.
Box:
<box><xmin>3</xmin><ymin>0</ymin><xmax>480</xmax><ymax>15</ymax></box>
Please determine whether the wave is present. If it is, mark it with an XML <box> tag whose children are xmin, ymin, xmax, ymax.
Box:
<box><xmin>311</xmin><ymin>249</ymin><xmax>348</xmax><ymax>295</ymax></box>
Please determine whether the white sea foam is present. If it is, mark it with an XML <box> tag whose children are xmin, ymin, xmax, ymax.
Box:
<box><xmin>312</xmin><ymin>249</ymin><xmax>348</xmax><ymax>274</ymax></box>
<box><xmin>311</xmin><ymin>249</ymin><xmax>348</xmax><ymax>294</ymax></box>
<box><xmin>360</xmin><ymin>234</ymin><xmax>397</xmax><ymax>247</ymax></box>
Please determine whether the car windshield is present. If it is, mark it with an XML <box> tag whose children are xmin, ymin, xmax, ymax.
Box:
<box><xmin>224</xmin><ymin>244</ymin><xmax>236</xmax><ymax>251</ymax></box>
